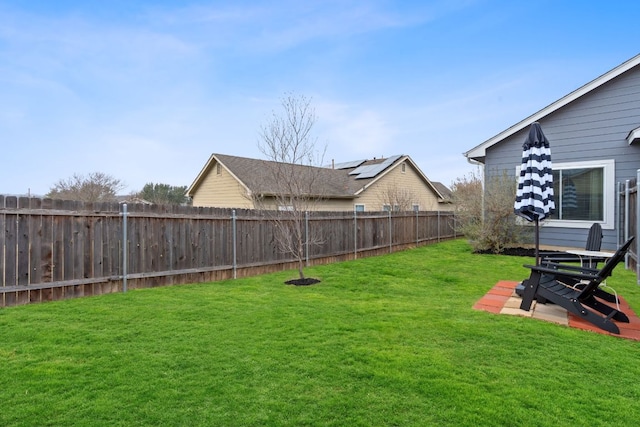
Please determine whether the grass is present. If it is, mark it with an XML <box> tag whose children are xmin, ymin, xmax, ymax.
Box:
<box><xmin>2</xmin><ymin>239</ymin><xmax>640</xmax><ymax>426</ymax></box>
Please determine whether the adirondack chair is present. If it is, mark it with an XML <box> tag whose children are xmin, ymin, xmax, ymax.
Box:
<box><xmin>519</xmin><ymin>236</ymin><xmax>635</xmax><ymax>334</ymax></box>
<box><xmin>539</xmin><ymin>223</ymin><xmax>616</xmax><ymax>303</ymax></box>
<box><xmin>540</xmin><ymin>223</ymin><xmax>604</xmax><ymax>266</ymax></box>
<box><xmin>514</xmin><ymin>223</ymin><xmax>609</xmax><ymax>300</ymax></box>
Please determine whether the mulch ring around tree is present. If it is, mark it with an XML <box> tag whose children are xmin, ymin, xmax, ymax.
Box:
<box><xmin>285</xmin><ymin>278</ymin><xmax>321</xmax><ymax>286</ymax></box>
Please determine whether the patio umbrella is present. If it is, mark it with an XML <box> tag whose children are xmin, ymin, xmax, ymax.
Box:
<box><xmin>514</xmin><ymin>122</ymin><xmax>555</xmax><ymax>264</ymax></box>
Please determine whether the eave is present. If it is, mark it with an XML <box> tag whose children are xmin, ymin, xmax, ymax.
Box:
<box><xmin>464</xmin><ymin>53</ymin><xmax>640</xmax><ymax>163</ymax></box>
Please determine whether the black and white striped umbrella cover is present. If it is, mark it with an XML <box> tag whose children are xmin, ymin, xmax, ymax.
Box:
<box><xmin>514</xmin><ymin>122</ymin><xmax>555</xmax><ymax>222</ymax></box>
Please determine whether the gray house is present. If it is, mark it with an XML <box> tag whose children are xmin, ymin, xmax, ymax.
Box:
<box><xmin>464</xmin><ymin>53</ymin><xmax>640</xmax><ymax>251</ymax></box>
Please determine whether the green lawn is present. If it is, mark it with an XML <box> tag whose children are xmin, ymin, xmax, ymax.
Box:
<box><xmin>2</xmin><ymin>239</ymin><xmax>640</xmax><ymax>426</ymax></box>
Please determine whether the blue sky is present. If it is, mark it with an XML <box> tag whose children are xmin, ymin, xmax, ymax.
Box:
<box><xmin>2</xmin><ymin>0</ymin><xmax>640</xmax><ymax>196</ymax></box>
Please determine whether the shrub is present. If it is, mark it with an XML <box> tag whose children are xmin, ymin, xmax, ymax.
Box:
<box><xmin>452</xmin><ymin>169</ymin><xmax>531</xmax><ymax>253</ymax></box>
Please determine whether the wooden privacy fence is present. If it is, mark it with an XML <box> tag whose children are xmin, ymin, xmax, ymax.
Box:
<box><xmin>0</xmin><ymin>195</ymin><xmax>458</xmax><ymax>306</ymax></box>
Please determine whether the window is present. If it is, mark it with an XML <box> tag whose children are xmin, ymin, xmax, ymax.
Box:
<box><xmin>401</xmin><ymin>163</ymin><xmax>406</xmax><ymax>173</ymax></box>
<box><xmin>412</xmin><ymin>204</ymin><xmax>420</xmax><ymax>212</ymax></box>
<box><xmin>354</xmin><ymin>204</ymin><xmax>365</xmax><ymax>212</ymax></box>
<box><xmin>529</xmin><ymin>159</ymin><xmax>615</xmax><ymax>229</ymax></box>
<box><xmin>552</xmin><ymin>168</ymin><xmax>602</xmax><ymax>221</ymax></box>
<box><xmin>216</xmin><ymin>163</ymin><xmax>221</xmax><ymax>175</ymax></box>
<box><xmin>382</xmin><ymin>204</ymin><xmax>391</xmax><ymax>212</ymax></box>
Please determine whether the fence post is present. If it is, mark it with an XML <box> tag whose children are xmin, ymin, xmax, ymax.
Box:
<box><xmin>452</xmin><ymin>211</ymin><xmax>456</xmax><ymax>238</ymax></box>
<box><xmin>437</xmin><ymin>211</ymin><xmax>441</xmax><ymax>242</ymax></box>
<box><xmin>415</xmin><ymin>209</ymin><xmax>419</xmax><ymax>245</ymax></box>
<box><xmin>305</xmin><ymin>211</ymin><xmax>309</xmax><ymax>267</ymax></box>
<box><xmin>388</xmin><ymin>210</ymin><xmax>392</xmax><ymax>253</ymax></box>
<box><xmin>616</xmin><ymin>181</ymin><xmax>622</xmax><ymax>246</ymax></box>
<box><xmin>121</xmin><ymin>203</ymin><xmax>128</xmax><ymax>293</ymax></box>
<box><xmin>353</xmin><ymin>209</ymin><xmax>357</xmax><ymax>259</ymax></box>
<box><xmin>625</xmin><ymin>180</ymin><xmax>630</xmax><ymax>269</ymax></box>
<box><xmin>232</xmin><ymin>209</ymin><xmax>237</xmax><ymax>279</ymax></box>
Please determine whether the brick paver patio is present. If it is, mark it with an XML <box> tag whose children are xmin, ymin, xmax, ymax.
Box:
<box><xmin>474</xmin><ymin>280</ymin><xmax>640</xmax><ymax>341</ymax></box>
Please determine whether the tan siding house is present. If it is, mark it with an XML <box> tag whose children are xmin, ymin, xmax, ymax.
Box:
<box><xmin>190</xmin><ymin>161</ymin><xmax>253</xmax><ymax>208</ymax></box>
<box><xmin>187</xmin><ymin>153</ymin><xmax>453</xmax><ymax>212</ymax></box>
<box><xmin>352</xmin><ymin>161</ymin><xmax>443</xmax><ymax>211</ymax></box>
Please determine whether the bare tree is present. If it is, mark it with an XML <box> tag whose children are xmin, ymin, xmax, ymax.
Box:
<box><xmin>377</xmin><ymin>181</ymin><xmax>417</xmax><ymax>212</ymax></box>
<box><xmin>47</xmin><ymin>172</ymin><xmax>125</xmax><ymax>202</ymax></box>
<box><xmin>254</xmin><ymin>93</ymin><xmax>327</xmax><ymax>281</ymax></box>
<box><xmin>452</xmin><ymin>169</ymin><xmax>530</xmax><ymax>253</ymax></box>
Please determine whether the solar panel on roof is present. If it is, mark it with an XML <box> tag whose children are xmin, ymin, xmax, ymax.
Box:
<box><xmin>353</xmin><ymin>155</ymin><xmax>403</xmax><ymax>179</ymax></box>
<box><xmin>349</xmin><ymin>164</ymin><xmax>378</xmax><ymax>175</ymax></box>
<box><xmin>386</xmin><ymin>154</ymin><xmax>402</xmax><ymax>164</ymax></box>
<box><xmin>332</xmin><ymin>159</ymin><xmax>366</xmax><ymax>169</ymax></box>
<box><xmin>353</xmin><ymin>165</ymin><xmax>384</xmax><ymax>179</ymax></box>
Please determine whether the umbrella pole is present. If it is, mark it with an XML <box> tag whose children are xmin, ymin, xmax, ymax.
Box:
<box><xmin>535</xmin><ymin>218</ymin><xmax>540</xmax><ymax>265</ymax></box>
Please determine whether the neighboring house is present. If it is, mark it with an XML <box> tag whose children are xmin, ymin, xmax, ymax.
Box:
<box><xmin>464</xmin><ymin>53</ymin><xmax>640</xmax><ymax>250</ymax></box>
<box><xmin>186</xmin><ymin>153</ymin><xmax>453</xmax><ymax>212</ymax></box>
<box><xmin>116</xmin><ymin>195</ymin><xmax>153</xmax><ymax>205</ymax></box>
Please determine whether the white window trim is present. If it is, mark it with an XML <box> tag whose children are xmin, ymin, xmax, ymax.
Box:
<box><xmin>515</xmin><ymin>159</ymin><xmax>615</xmax><ymax>230</ymax></box>
<box><xmin>354</xmin><ymin>204</ymin><xmax>365</xmax><ymax>212</ymax></box>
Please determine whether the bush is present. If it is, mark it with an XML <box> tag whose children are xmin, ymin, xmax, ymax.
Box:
<box><xmin>452</xmin><ymin>169</ymin><xmax>531</xmax><ymax>253</ymax></box>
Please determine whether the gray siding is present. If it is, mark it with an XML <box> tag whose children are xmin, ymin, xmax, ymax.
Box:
<box><xmin>484</xmin><ymin>65</ymin><xmax>640</xmax><ymax>250</ymax></box>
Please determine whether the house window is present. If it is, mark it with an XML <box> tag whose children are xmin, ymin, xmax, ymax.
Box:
<box><xmin>412</xmin><ymin>204</ymin><xmax>420</xmax><ymax>212</ymax></box>
<box><xmin>528</xmin><ymin>159</ymin><xmax>615</xmax><ymax>229</ymax></box>
<box><xmin>216</xmin><ymin>163</ymin><xmax>221</xmax><ymax>175</ymax></box>
<box><xmin>401</xmin><ymin>163</ymin><xmax>406</xmax><ymax>173</ymax></box>
<box><xmin>354</xmin><ymin>204</ymin><xmax>365</xmax><ymax>212</ymax></box>
<box><xmin>382</xmin><ymin>204</ymin><xmax>391</xmax><ymax>212</ymax></box>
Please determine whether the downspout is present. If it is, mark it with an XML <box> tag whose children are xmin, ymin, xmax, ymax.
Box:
<box><xmin>465</xmin><ymin>156</ymin><xmax>485</xmax><ymax>223</ymax></box>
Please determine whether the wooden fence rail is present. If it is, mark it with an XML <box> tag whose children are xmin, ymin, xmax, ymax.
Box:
<box><xmin>0</xmin><ymin>195</ymin><xmax>458</xmax><ymax>306</ymax></box>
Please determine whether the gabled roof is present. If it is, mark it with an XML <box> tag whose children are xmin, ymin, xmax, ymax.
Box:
<box><xmin>187</xmin><ymin>153</ymin><xmax>446</xmax><ymax>200</ymax></box>
<box><xmin>464</xmin><ymin>53</ymin><xmax>640</xmax><ymax>163</ymax></box>
<box><xmin>431</xmin><ymin>182</ymin><xmax>453</xmax><ymax>202</ymax></box>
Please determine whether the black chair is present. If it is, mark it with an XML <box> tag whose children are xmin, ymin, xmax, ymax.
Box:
<box><xmin>539</xmin><ymin>223</ymin><xmax>613</xmax><ymax>302</ymax></box>
<box><xmin>540</xmin><ymin>223</ymin><xmax>604</xmax><ymax>266</ymax></box>
<box><xmin>519</xmin><ymin>237</ymin><xmax>634</xmax><ymax>334</ymax></box>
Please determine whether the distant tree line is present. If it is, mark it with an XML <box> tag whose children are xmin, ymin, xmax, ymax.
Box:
<box><xmin>46</xmin><ymin>172</ymin><xmax>190</xmax><ymax>205</ymax></box>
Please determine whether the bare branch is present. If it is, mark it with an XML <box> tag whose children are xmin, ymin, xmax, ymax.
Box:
<box><xmin>377</xmin><ymin>181</ymin><xmax>417</xmax><ymax>212</ymax></box>
<box><xmin>254</xmin><ymin>93</ymin><xmax>327</xmax><ymax>279</ymax></box>
<box><xmin>47</xmin><ymin>172</ymin><xmax>125</xmax><ymax>202</ymax></box>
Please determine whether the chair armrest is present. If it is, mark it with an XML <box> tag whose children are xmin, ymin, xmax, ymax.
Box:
<box><xmin>539</xmin><ymin>262</ymin><xmax>599</xmax><ymax>274</ymax></box>
<box><xmin>523</xmin><ymin>264</ymin><xmax>599</xmax><ymax>281</ymax></box>
<box><xmin>542</xmin><ymin>254</ymin><xmax>606</xmax><ymax>264</ymax></box>
<box><xmin>540</xmin><ymin>253</ymin><xmax>581</xmax><ymax>261</ymax></box>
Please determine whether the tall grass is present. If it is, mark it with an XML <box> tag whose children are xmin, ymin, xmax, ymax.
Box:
<box><xmin>1</xmin><ymin>239</ymin><xmax>640</xmax><ymax>426</ymax></box>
